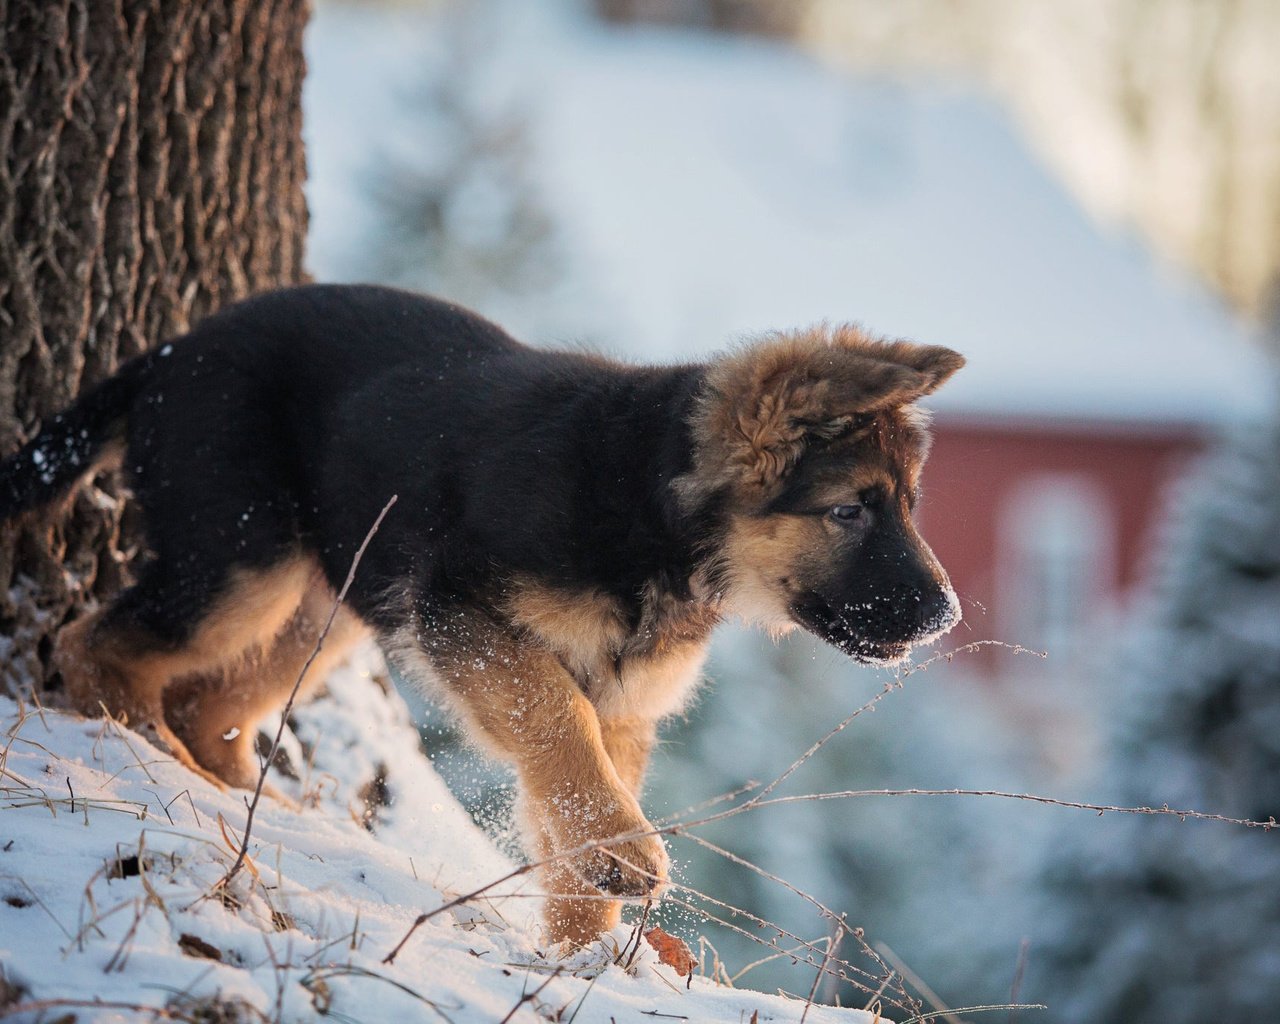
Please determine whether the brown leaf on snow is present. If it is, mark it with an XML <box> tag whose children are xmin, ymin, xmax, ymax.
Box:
<box><xmin>644</xmin><ymin>926</ymin><xmax>697</xmax><ymax>979</ymax></box>
<box><xmin>177</xmin><ymin>933</ymin><xmax>222</xmax><ymax>961</ymax></box>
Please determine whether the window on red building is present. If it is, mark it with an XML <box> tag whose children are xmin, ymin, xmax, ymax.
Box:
<box><xmin>998</xmin><ymin>474</ymin><xmax>1117</xmax><ymax>668</ymax></box>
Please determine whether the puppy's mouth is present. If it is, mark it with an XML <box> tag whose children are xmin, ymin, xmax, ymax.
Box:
<box><xmin>788</xmin><ymin>600</ymin><xmax>914</xmax><ymax>666</ymax></box>
<box><xmin>818</xmin><ymin>629</ymin><xmax>912</xmax><ymax>666</ymax></box>
<box><xmin>843</xmin><ymin>637</ymin><xmax>912</xmax><ymax>666</ymax></box>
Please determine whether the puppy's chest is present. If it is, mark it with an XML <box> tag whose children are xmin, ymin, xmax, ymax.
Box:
<box><xmin>505</xmin><ymin>579</ymin><xmax>719</xmax><ymax>720</ymax></box>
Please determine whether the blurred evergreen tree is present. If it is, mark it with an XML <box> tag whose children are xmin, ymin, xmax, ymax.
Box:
<box><xmin>366</xmin><ymin>2</ymin><xmax>558</xmax><ymax>317</ymax></box>
<box><xmin>1032</xmin><ymin>399</ymin><xmax>1280</xmax><ymax>1021</ymax></box>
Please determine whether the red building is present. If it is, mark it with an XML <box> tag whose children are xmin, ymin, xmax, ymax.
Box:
<box><xmin>917</xmin><ymin>414</ymin><xmax>1206</xmax><ymax>678</ymax></box>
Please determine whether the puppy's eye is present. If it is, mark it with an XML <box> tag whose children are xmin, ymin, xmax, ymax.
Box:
<box><xmin>830</xmin><ymin>504</ymin><xmax>863</xmax><ymax>523</ymax></box>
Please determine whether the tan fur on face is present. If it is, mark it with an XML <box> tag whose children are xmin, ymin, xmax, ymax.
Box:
<box><xmin>717</xmin><ymin>514</ymin><xmax>822</xmax><ymax>633</ymax></box>
<box><xmin>802</xmin><ymin>457</ymin><xmax>899</xmax><ymax>509</ymax></box>
<box><xmin>711</xmin><ymin>431</ymin><xmax>944</xmax><ymax>637</ymax></box>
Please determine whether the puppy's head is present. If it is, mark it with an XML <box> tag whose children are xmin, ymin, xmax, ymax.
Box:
<box><xmin>682</xmin><ymin>325</ymin><xmax>964</xmax><ymax>664</ymax></box>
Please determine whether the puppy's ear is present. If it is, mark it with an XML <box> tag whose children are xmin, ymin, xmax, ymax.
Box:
<box><xmin>789</xmin><ymin>327</ymin><xmax>965</xmax><ymax>418</ymax></box>
<box><xmin>687</xmin><ymin>327</ymin><xmax>964</xmax><ymax>495</ymax></box>
<box><xmin>864</xmin><ymin>338</ymin><xmax>965</xmax><ymax>400</ymax></box>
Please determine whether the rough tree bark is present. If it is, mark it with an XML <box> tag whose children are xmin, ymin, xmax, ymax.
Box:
<box><xmin>0</xmin><ymin>0</ymin><xmax>309</xmax><ymax>694</ymax></box>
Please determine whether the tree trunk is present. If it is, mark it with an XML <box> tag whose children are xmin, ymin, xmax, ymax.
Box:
<box><xmin>0</xmin><ymin>0</ymin><xmax>309</xmax><ymax>695</ymax></box>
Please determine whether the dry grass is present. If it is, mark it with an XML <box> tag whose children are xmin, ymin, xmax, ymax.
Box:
<box><xmin>378</xmin><ymin>636</ymin><xmax>1275</xmax><ymax>1019</ymax></box>
<box><xmin>4</xmin><ymin>586</ymin><xmax>1269</xmax><ymax>1021</ymax></box>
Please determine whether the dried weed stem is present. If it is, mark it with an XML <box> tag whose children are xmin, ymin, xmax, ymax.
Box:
<box><xmin>219</xmin><ymin>495</ymin><xmax>397</xmax><ymax>891</ymax></box>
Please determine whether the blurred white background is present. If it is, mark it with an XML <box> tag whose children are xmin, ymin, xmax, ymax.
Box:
<box><xmin>302</xmin><ymin>2</ymin><xmax>1280</xmax><ymax>1018</ymax></box>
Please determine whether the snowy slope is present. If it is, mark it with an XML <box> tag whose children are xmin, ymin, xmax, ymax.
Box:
<box><xmin>0</xmin><ymin>648</ymin><xmax>876</xmax><ymax>1023</ymax></box>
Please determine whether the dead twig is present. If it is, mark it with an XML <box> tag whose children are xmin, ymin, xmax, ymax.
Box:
<box><xmin>380</xmin><ymin>631</ymin><xmax>1270</xmax><ymax>1012</ymax></box>
<box><xmin>682</xmin><ymin>832</ymin><xmax>840</xmax><ymax>927</ymax></box>
<box><xmin>662</xmin><ymin>890</ymin><xmax>911</xmax><ymax>1013</ymax></box>
<box><xmin>902</xmin><ymin>1005</ymin><xmax>1047</xmax><ymax>1023</ymax></box>
<box><xmin>218</xmin><ymin>494</ymin><xmax>397</xmax><ymax>892</ymax></box>
<box><xmin>620</xmin><ymin>899</ymin><xmax>653</xmax><ymax>970</ymax></box>
<box><xmin>1007</xmin><ymin>938</ymin><xmax>1031</xmax><ymax>1024</ymax></box>
<box><xmin>726</xmin><ymin>789</ymin><xmax>1278</xmax><ymax>830</ymax></box>
<box><xmin>499</xmin><ymin>965</ymin><xmax>563</xmax><ymax>1024</ymax></box>
<box><xmin>303</xmin><ymin>964</ymin><xmax>460</xmax><ymax>1022</ymax></box>
<box><xmin>744</xmin><ymin>641</ymin><xmax>1045</xmax><ymax>812</ymax></box>
<box><xmin>382</xmin><ymin>773</ymin><xmax>1272</xmax><ymax>983</ymax></box>
<box><xmin>876</xmin><ymin>941</ymin><xmax>960</xmax><ymax>1024</ymax></box>
<box><xmin>384</xmin><ymin>861</ymin><xmax>538</xmax><ymax>964</ymax></box>
<box><xmin>0</xmin><ymin>999</ymin><xmax>211</xmax><ymax>1022</ymax></box>
<box><xmin>801</xmin><ymin>919</ymin><xmax>843</xmax><ymax>1023</ymax></box>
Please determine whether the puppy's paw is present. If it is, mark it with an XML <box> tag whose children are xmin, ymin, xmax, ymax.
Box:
<box><xmin>576</xmin><ymin>826</ymin><xmax>670</xmax><ymax>897</ymax></box>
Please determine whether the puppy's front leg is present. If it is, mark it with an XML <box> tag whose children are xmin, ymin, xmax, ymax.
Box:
<box><xmin>599</xmin><ymin>716</ymin><xmax>658</xmax><ymax>797</ymax></box>
<box><xmin>419</xmin><ymin>611</ymin><xmax>669</xmax><ymax>943</ymax></box>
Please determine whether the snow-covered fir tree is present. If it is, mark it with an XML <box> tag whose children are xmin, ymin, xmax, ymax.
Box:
<box><xmin>364</xmin><ymin>1</ymin><xmax>560</xmax><ymax>320</ymax></box>
<box><xmin>646</xmin><ymin>626</ymin><xmax>1051</xmax><ymax>1010</ymax></box>
<box><xmin>1029</xmin><ymin>392</ymin><xmax>1280</xmax><ymax>1022</ymax></box>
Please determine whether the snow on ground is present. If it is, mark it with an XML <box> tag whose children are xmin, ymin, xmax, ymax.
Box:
<box><xmin>0</xmin><ymin>648</ymin><xmax>875</xmax><ymax>1023</ymax></box>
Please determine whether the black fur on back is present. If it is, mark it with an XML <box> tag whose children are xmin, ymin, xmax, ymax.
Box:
<box><xmin>0</xmin><ymin>285</ymin><xmax>724</xmax><ymax>640</ymax></box>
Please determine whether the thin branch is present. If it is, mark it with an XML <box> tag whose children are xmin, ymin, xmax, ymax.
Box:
<box><xmin>801</xmin><ymin>920</ymin><xmax>843</xmax><ymax>1023</ymax></box>
<box><xmin>656</xmin><ymin>778</ymin><xmax>760</xmax><ymax>826</ymax></box>
<box><xmin>681</xmin><ymin>832</ymin><xmax>840</xmax><ymax>925</ymax></box>
<box><xmin>663</xmin><ymin>884</ymin><xmax>886</xmax><ymax>994</ymax></box>
<box><xmin>677</xmin><ymin>831</ymin><xmax>908</xmax><ymax>1003</ymax></box>
<box><xmin>381</xmin><ymin>778</ymin><xmax>1273</xmax><ymax>966</ymax></box>
<box><xmin>620</xmin><ymin>899</ymin><xmax>653</xmax><ymax>970</ymax></box>
<box><xmin>302</xmin><ymin>964</ymin><xmax>459</xmax><ymax>1023</ymax></box>
<box><xmin>219</xmin><ymin>494</ymin><xmax>397</xmax><ymax>891</ymax></box>
<box><xmin>724</xmin><ymin>789</ymin><xmax>1277</xmax><ymax>831</ymax></box>
<box><xmin>498</xmin><ymin>965</ymin><xmax>563</xmax><ymax>1024</ymax></box>
<box><xmin>745</xmin><ymin>640</ymin><xmax>1044</xmax><ymax>811</ymax></box>
<box><xmin>380</xmin><ymin>633</ymin><xmax>1270</xmax><ymax>983</ymax></box>
<box><xmin>383</xmin><ymin>862</ymin><xmax>537</xmax><ymax>964</ymax></box>
<box><xmin>0</xmin><ymin>1000</ymin><xmax>202</xmax><ymax>1022</ymax></box>
<box><xmin>902</xmin><ymin>1004</ymin><xmax>1048</xmax><ymax>1023</ymax></box>
<box><xmin>662</xmin><ymin>892</ymin><xmax>913</xmax><ymax>1015</ymax></box>
<box><xmin>1007</xmin><ymin>938</ymin><xmax>1030</xmax><ymax>1024</ymax></box>
<box><xmin>876</xmin><ymin>941</ymin><xmax>961</xmax><ymax>1024</ymax></box>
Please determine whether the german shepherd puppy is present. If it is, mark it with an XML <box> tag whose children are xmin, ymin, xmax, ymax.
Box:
<box><xmin>0</xmin><ymin>285</ymin><xmax>962</xmax><ymax>943</ymax></box>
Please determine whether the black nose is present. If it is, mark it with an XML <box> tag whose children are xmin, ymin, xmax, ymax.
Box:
<box><xmin>915</xmin><ymin>583</ymin><xmax>960</xmax><ymax>636</ymax></box>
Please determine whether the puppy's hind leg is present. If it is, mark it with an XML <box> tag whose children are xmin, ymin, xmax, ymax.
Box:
<box><xmin>55</xmin><ymin>556</ymin><xmax>317</xmax><ymax>789</ymax></box>
<box><xmin>165</xmin><ymin>581</ymin><xmax>371</xmax><ymax>790</ymax></box>
<box><xmin>55</xmin><ymin>585</ymin><xmax>227</xmax><ymax>789</ymax></box>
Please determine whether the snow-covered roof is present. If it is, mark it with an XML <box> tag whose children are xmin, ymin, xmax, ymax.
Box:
<box><xmin>305</xmin><ymin>1</ymin><xmax>1274</xmax><ymax>426</ymax></box>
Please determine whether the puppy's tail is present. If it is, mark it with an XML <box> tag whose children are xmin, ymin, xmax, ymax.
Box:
<box><xmin>0</xmin><ymin>351</ymin><xmax>155</xmax><ymax>520</ymax></box>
